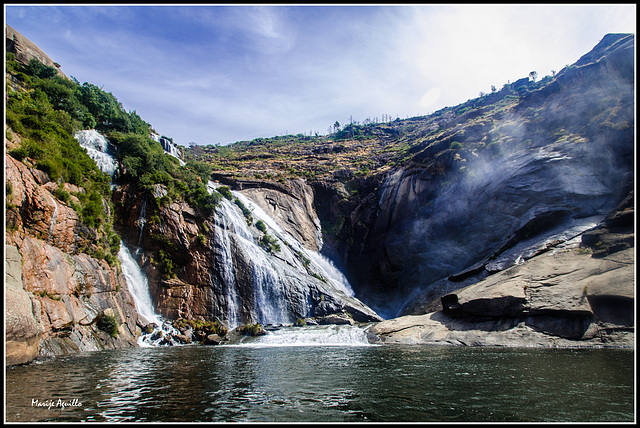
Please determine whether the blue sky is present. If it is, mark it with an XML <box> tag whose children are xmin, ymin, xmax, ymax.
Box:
<box><xmin>5</xmin><ymin>4</ymin><xmax>636</xmax><ymax>146</ymax></box>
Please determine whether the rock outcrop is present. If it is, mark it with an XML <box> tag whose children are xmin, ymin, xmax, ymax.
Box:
<box><xmin>5</xmin><ymin>154</ymin><xmax>140</xmax><ymax>366</ymax></box>
<box><xmin>366</xmin><ymin>195</ymin><xmax>634</xmax><ymax>347</ymax></box>
<box><xmin>113</xmin><ymin>180</ymin><xmax>382</xmax><ymax>328</ymax></box>
<box><xmin>336</xmin><ymin>33</ymin><xmax>634</xmax><ymax>319</ymax></box>
<box><xmin>5</xmin><ymin>25</ymin><xmax>67</xmax><ymax>78</ymax></box>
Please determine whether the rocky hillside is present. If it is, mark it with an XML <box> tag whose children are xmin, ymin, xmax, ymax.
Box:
<box><xmin>189</xmin><ymin>33</ymin><xmax>634</xmax><ymax>324</ymax></box>
<box><xmin>5</xmin><ymin>27</ymin><xmax>635</xmax><ymax>363</ymax></box>
<box><xmin>5</xmin><ymin>23</ymin><xmax>382</xmax><ymax>364</ymax></box>
<box><xmin>367</xmin><ymin>192</ymin><xmax>634</xmax><ymax>347</ymax></box>
<box><xmin>5</xmin><ymin>156</ymin><xmax>140</xmax><ymax>366</ymax></box>
<box><xmin>5</xmin><ymin>26</ymin><xmax>146</xmax><ymax>365</ymax></box>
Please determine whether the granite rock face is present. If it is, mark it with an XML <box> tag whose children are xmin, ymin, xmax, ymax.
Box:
<box><xmin>238</xmin><ymin>179</ymin><xmax>323</xmax><ymax>252</ymax></box>
<box><xmin>6</xmin><ymin>25</ymin><xmax>67</xmax><ymax>78</ymax></box>
<box><xmin>337</xmin><ymin>34</ymin><xmax>634</xmax><ymax>319</ymax></box>
<box><xmin>366</xmin><ymin>196</ymin><xmax>635</xmax><ymax>347</ymax></box>
<box><xmin>5</xmin><ymin>153</ymin><xmax>140</xmax><ymax>366</ymax></box>
<box><xmin>113</xmin><ymin>180</ymin><xmax>382</xmax><ymax>327</ymax></box>
<box><xmin>5</xmin><ymin>245</ymin><xmax>43</xmax><ymax>366</ymax></box>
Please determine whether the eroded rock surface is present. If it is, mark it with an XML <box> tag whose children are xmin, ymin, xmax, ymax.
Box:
<box><xmin>5</xmin><ymin>153</ymin><xmax>140</xmax><ymax>366</ymax></box>
<box><xmin>367</xmin><ymin>210</ymin><xmax>634</xmax><ymax>348</ymax></box>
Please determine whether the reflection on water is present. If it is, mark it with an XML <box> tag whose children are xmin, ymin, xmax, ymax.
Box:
<box><xmin>5</xmin><ymin>345</ymin><xmax>635</xmax><ymax>422</ymax></box>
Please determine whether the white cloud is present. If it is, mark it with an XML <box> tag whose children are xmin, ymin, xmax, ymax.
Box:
<box><xmin>5</xmin><ymin>4</ymin><xmax>635</xmax><ymax>146</ymax></box>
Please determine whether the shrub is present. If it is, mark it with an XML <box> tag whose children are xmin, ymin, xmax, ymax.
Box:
<box><xmin>96</xmin><ymin>313</ymin><xmax>119</xmax><ymax>337</ymax></box>
<box><xmin>157</xmin><ymin>250</ymin><xmax>175</xmax><ymax>278</ymax></box>
<box><xmin>260</xmin><ymin>233</ymin><xmax>281</xmax><ymax>254</ymax></box>
<box><xmin>8</xmin><ymin>146</ymin><xmax>28</xmax><ymax>161</ymax></box>
<box><xmin>450</xmin><ymin>141</ymin><xmax>463</xmax><ymax>150</ymax></box>
<box><xmin>234</xmin><ymin>198</ymin><xmax>253</xmax><ymax>224</ymax></box>
<box><xmin>255</xmin><ymin>220</ymin><xmax>267</xmax><ymax>232</ymax></box>
<box><xmin>173</xmin><ymin>318</ymin><xmax>228</xmax><ymax>336</ymax></box>
<box><xmin>217</xmin><ymin>186</ymin><xmax>233</xmax><ymax>200</ymax></box>
<box><xmin>54</xmin><ymin>186</ymin><xmax>70</xmax><ymax>203</ymax></box>
<box><xmin>35</xmin><ymin>159</ymin><xmax>61</xmax><ymax>182</ymax></box>
<box><xmin>197</xmin><ymin>234</ymin><xmax>207</xmax><ymax>246</ymax></box>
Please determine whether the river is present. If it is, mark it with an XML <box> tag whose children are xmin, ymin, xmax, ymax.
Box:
<box><xmin>5</xmin><ymin>334</ymin><xmax>635</xmax><ymax>423</ymax></box>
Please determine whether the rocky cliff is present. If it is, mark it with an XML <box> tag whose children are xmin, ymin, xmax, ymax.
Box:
<box><xmin>5</xmin><ymin>156</ymin><xmax>141</xmax><ymax>366</ymax></box>
<box><xmin>112</xmin><ymin>179</ymin><xmax>382</xmax><ymax>327</ymax></box>
<box><xmin>5</xmin><ymin>25</ymin><xmax>67</xmax><ymax>79</ymax></box>
<box><xmin>5</xmin><ymin>29</ymin><xmax>634</xmax><ymax>363</ymax></box>
<box><xmin>366</xmin><ymin>192</ymin><xmax>634</xmax><ymax>347</ymax></box>
<box><xmin>333</xmin><ymin>33</ymin><xmax>635</xmax><ymax>319</ymax></box>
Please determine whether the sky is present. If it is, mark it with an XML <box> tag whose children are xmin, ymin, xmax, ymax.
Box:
<box><xmin>4</xmin><ymin>4</ymin><xmax>636</xmax><ymax>147</ymax></box>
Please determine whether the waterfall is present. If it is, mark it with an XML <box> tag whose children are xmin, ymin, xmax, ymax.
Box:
<box><xmin>207</xmin><ymin>181</ymin><xmax>357</xmax><ymax>327</ymax></box>
<box><xmin>231</xmin><ymin>189</ymin><xmax>355</xmax><ymax>297</ymax></box>
<box><xmin>306</xmin><ymin>250</ymin><xmax>355</xmax><ymax>297</ymax></box>
<box><xmin>48</xmin><ymin>195</ymin><xmax>58</xmax><ymax>241</ymax></box>
<box><xmin>118</xmin><ymin>242</ymin><xmax>182</xmax><ymax>347</ymax></box>
<box><xmin>150</xmin><ymin>133</ymin><xmax>185</xmax><ymax>166</ymax></box>
<box><xmin>209</xmin><ymin>184</ymin><xmax>290</xmax><ymax>326</ymax></box>
<box><xmin>212</xmin><ymin>205</ymin><xmax>241</xmax><ymax>328</ymax></box>
<box><xmin>74</xmin><ymin>130</ymin><xmax>118</xmax><ymax>177</ymax></box>
<box><xmin>74</xmin><ymin>129</ymin><xmax>184</xmax><ymax>346</ymax></box>
<box><xmin>134</xmin><ymin>197</ymin><xmax>147</xmax><ymax>252</ymax></box>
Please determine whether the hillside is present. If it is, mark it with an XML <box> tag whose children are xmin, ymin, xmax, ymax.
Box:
<box><xmin>5</xmin><ymin>28</ymin><xmax>635</xmax><ymax>365</ymax></box>
<box><xmin>187</xmin><ymin>33</ymin><xmax>634</xmax><ymax>320</ymax></box>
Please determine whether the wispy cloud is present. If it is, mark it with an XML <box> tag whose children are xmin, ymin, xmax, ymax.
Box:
<box><xmin>5</xmin><ymin>4</ymin><xmax>635</xmax><ymax>146</ymax></box>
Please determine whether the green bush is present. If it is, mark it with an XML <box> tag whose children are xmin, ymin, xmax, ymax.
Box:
<box><xmin>157</xmin><ymin>249</ymin><xmax>175</xmax><ymax>278</ymax></box>
<box><xmin>96</xmin><ymin>313</ymin><xmax>119</xmax><ymax>337</ymax></box>
<box><xmin>260</xmin><ymin>233</ymin><xmax>281</xmax><ymax>254</ymax></box>
<box><xmin>234</xmin><ymin>198</ymin><xmax>253</xmax><ymax>224</ymax></box>
<box><xmin>217</xmin><ymin>186</ymin><xmax>233</xmax><ymax>200</ymax></box>
<box><xmin>35</xmin><ymin>159</ymin><xmax>61</xmax><ymax>181</ymax></box>
<box><xmin>197</xmin><ymin>234</ymin><xmax>207</xmax><ymax>246</ymax></box>
<box><xmin>54</xmin><ymin>186</ymin><xmax>70</xmax><ymax>203</ymax></box>
<box><xmin>450</xmin><ymin>141</ymin><xmax>463</xmax><ymax>150</ymax></box>
<box><xmin>255</xmin><ymin>220</ymin><xmax>267</xmax><ymax>232</ymax></box>
<box><xmin>8</xmin><ymin>146</ymin><xmax>28</xmax><ymax>161</ymax></box>
<box><xmin>173</xmin><ymin>318</ymin><xmax>228</xmax><ymax>336</ymax></box>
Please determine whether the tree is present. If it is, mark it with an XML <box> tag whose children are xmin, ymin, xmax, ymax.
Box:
<box><xmin>333</xmin><ymin>121</ymin><xmax>341</xmax><ymax>133</ymax></box>
<box><xmin>529</xmin><ymin>71</ymin><xmax>538</xmax><ymax>82</ymax></box>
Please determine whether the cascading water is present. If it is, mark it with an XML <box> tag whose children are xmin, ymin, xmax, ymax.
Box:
<box><xmin>74</xmin><ymin>130</ymin><xmax>118</xmax><ymax>177</ymax></box>
<box><xmin>118</xmin><ymin>241</ymin><xmax>182</xmax><ymax>346</ymax></box>
<box><xmin>207</xmin><ymin>181</ymin><xmax>360</xmax><ymax>330</ymax></box>
<box><xmin>73</xmin><ymin>128</ymin><xmax>372</xmax><ymax>347</ymax></box>
<box><xmin>231</xmin><ymin>189</ymin><xmax>355</xmax><ymax>297</ymax></box>
<box><xmin>209</xmin><ymin>183</ymin><xmax>290</xmax><ymax>326</ymax></box>
<box><xmin>48</xmin><ymin>194</ymin><xmax>58</xmax><ymax>241</ymax></box>
<box><xmin>225</xmin><ymin>324</ymin><xmax>375</xmax><ymax>348</ymax></box>
<box><xmin>134</xmin><ymin>197</ymin><xmax>147</xmax><ymax>252</ymax></box>
<box><xmin>150</xmin><ymin>133</ymin><xmax>186</xmax><ymax>166</ymax></box>
<box><xmin>74</xmin><ymin>129</ymin><xmax>183</xmax><ymax>346</ymax></box>
<box><xmin>212</xmin><ymin>204</ymin><xmax>242</xmax><ymax>328</ymax></box>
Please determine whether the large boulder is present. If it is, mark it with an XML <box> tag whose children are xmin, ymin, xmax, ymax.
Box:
<box><xmin>367</xmin><ymin>245</ymin><xmax>634</xmax><ymax>347</ymax></box>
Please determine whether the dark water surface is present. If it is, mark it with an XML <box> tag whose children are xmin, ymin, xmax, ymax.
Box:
<box><xmin>5</xmin><ymin>344</ymin><xmax>635</xmax><ymax>422</ymax></box>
